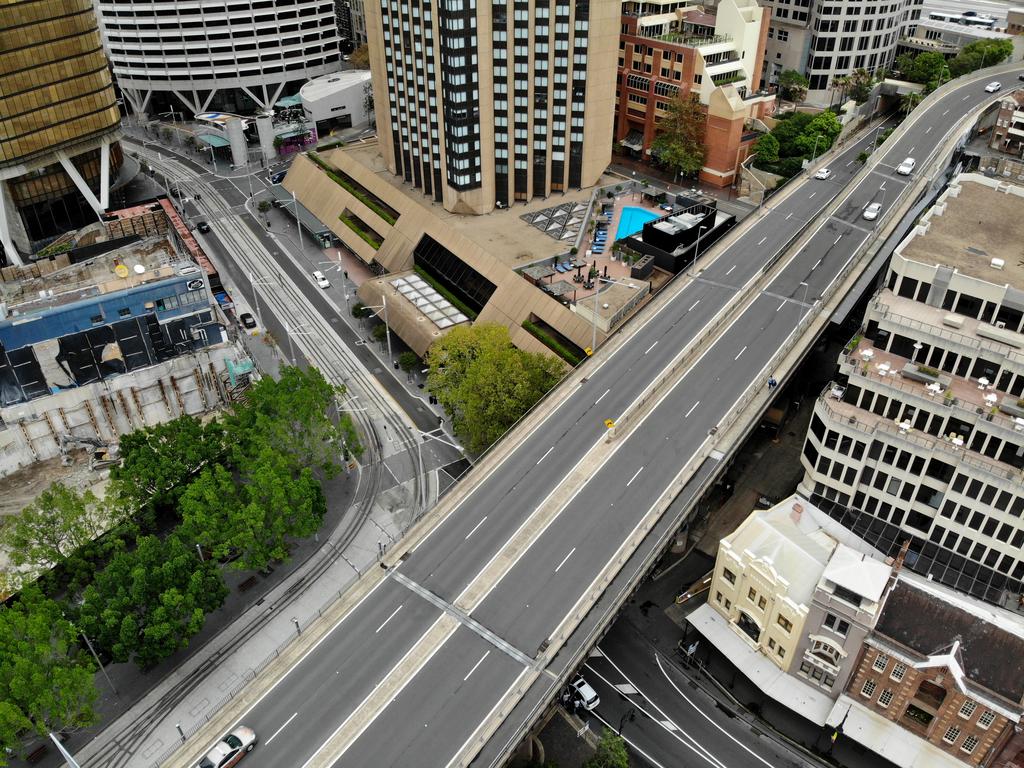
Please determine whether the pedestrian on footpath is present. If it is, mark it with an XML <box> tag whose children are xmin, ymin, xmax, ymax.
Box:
<box><xmin>767</xmin><ymin>376</ymin><xmax>777</xmax><ymax>390</ymax></box>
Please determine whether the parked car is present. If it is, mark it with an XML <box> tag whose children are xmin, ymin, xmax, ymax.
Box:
<box><xmin>269</xmin><ymin>170</ymin><xmax>287</xmax><ymax>184</ymax></box>
<box><xmin>197</xmin><ymin>222</ymin><xmax>210</xmax><ymax>234</ymax></box>
<box><xmin>863</xmin><ymin>202</ymin><xmax>882</xmax><ymax>221</ymax></box>
<box><xmin>569</xmin><ymin>675</ymin><xmax>600</xmax><ymax>711</ymax></box>
<box><xmin>896</xmin><ymin>157</ymin><xmax>916</xmax><ymax>176</ymax></box>
<box><xmin>813</xmin><ymin>167</ymin><xmax>832</xmax><ymax>180</ymax></box>
<box><xmin>985</xmin><ymin>81</ymin><xmax>1002</xmax><ymax>93</ymax></box>
<box><xmin>313</xmin><ymin>270</ymin><xmax>331</xmax><ymax>288</ymax></box>
<box><xmin>197</xmin><ymin>726</ymin><xmax>256</xmax><ymax>768</ymax></box>
<box><xmin>239</xmin><ymin>313</ymin><xmax>257</xmax><ymax>330</ymax></box>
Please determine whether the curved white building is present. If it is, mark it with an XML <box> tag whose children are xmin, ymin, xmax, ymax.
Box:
<box><xmin>95</xmin><ymin>0</ymin><xmax>342</xmax><ymax>117</ymax></box>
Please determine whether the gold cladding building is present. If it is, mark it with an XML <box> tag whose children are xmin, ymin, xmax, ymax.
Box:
<box><xmin>0</xmin><ymin>0</ymin><xmax>122</xmax><ymax>264</ymax></box>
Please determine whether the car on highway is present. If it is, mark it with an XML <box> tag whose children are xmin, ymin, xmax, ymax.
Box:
<box><xmin>197</xmin><ymin>726</ymin><xmax>256</xmax><ymax>768</ymax></box>
<box><xmin>985</xmin><ymin>81</ymin><xmax>1002</xmax><ymax>93</ymax></box>
<box><xmin>813</xmin><ymin>167</ymin><xmax>832</xmax><ymax>180</ymax></box>
<box><xmin>863</xmin><ymin>202</ymin><xmax>882</xmax><ymax>221</ymax></box>
<box><xmin>239</xmin><ymin>312</ymin><xmax>257</xmax><ymax>330</ymax></box>
<box><xmin>896</xmin><ymin>157</ymin><xmax>916</xmax><ymax>176</ymax></box>
<box><xmin>197</xmin><ymin>222</ymin><xmax>210</xmax><ymax>234</ymax></box>
<box><xmin>313</xmin><ymin>269</ymin><xmax>331</xmax><ymax>288</ymax></box>
<box><xmin>569</xmin><ymin>675</ymin><xmax>600</xmax><ymax>711</ymax></box>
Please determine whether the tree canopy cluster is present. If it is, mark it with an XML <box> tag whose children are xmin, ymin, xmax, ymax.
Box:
<box><xmin>0</xmin><ymin>366</ymin><xmax>357</xmax><ymax>760</ymax></box>
<box><xmin>753</xmin><ymin>110</ymin><xmax>843</xmax><ymax>178</ymax></box>
<box><xmin>949</xmin><ymin>39</ymin><xmax>1013</xmax><ymax>78</ymax></box>
<box><xmin>426</xmin><ymin>324</ymin><xmax>564</xmax><ymax>454</ymax></box>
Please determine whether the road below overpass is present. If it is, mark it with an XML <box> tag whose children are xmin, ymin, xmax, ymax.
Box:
<box><xmin>189</xmin><ymin>67</ymin><xmax>1021</xmax><ymax>768</ymax></box>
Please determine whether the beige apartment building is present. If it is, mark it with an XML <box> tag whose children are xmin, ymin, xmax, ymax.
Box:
<box><xmin>365</xmin><ymin>0</ymin><xmax>617</xmax><ymax>215</ymax></box>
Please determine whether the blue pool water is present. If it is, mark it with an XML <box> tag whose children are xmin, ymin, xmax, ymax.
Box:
<box><xmin>615</xmin><ymin>206</ymin><xmax>660</xmax><ymax>240</ymax></box>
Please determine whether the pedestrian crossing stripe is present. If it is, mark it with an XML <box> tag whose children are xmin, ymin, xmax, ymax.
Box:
<box><xmin>614</xmin><ymin>684</ymin><xmax>638</xmax><ymax>695</ymax></box>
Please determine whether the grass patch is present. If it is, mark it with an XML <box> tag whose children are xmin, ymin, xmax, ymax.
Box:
<box><xmin>308</xmin><ymin>152</ymin><xmax>398</xmax><ymax>225</ymax></box>
<box><xmin>413</xmin><ymin>265</ymin><xmax>478</xmax><ymax>319</ymax></box>
<box><xmin>522</xmin><ymin>320</ymin><xmax>584</xmax><ymax>366</ymax></box>
<box><xmin>916</xmin><ymin>365</ymin><xmax>940</xmax><ymax>378</ymax></box>
<box><xmin>339</xmin><ymin>213</ymin><xmax>382</xmax><ymax>249</ymax></box>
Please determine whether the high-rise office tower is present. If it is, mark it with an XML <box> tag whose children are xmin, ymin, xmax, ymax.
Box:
<box><xmin>0</xmin><ymin>0</ymin><xmax>122</xmax><ymax>264</ymax></box>
<box><xmin>94</xmin><ymin>0</ymin><xmax>342</xmax><ymax>117</ymax></box>
<box><xmin>365</xmin><ymin>0</ymin><xmax>617</xmax><ymax>215</ymax></box>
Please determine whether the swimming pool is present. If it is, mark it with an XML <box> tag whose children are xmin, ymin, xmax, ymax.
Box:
<box><xmin>615</xmin><ymin>206</ymin><xmax>660</xmax><ymax>241</ymax></box>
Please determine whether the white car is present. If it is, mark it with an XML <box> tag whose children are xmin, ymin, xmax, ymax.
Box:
<box><xmin>814</xmin><ymin>167</ymin><xmax>832</xmax><ymax>180</ymax></box>
<box><xmin>985</xmin><ymin>81</ymin><xmax>1002</xmax><ymax>93</ymax></box>
<box><xmin>569</xmin><ymin>675</ymin><xmax>600</xmax><ymax>711</ymax></box>
<box><xmin>312</xmin><ymin>270</ymin><xmax>331</xmax><ymax>289</ymax></box>
<box><xmin>863</xmin><ymin>202</ymin><xmax>882</xmax><ymax>221</ymax></box>
<box><xmin>198</xmin><ymin>726</ymin><xmax>256</xmax><ymax>768</ymax></box>
<box><xmin>896</xmin><ymin>157</ymin><xmax>916</xmax><ymax>176</ymax></box>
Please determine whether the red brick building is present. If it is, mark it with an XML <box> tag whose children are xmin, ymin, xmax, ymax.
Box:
<box><xmin>615</xmin><ymin>0</ymin><xmax>775</xmax><ymax>187</ymax></box>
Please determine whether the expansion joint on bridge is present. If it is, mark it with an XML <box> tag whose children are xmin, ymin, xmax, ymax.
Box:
<box><xmin>391</xmin><ymin>572</ymin><xmax>541</xmax><ymax>670</ymax></box>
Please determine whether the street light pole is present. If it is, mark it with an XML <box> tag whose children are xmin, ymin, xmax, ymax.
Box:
<box><xmin>80</xmin><ymin>629</ymin><xmax>117</xmax><ymax>696</ymax></box>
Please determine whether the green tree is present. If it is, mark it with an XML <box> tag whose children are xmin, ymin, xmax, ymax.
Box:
<box><xmin>111</xmin><ymin>416</ymin><xmax>225</xmax><ymax>516</ymax></box>
<box><xmin>949</xmin><ymin>39</ymin><xmax>1014</xmax><ymax>78</ymax></box>
<box><xmin>180</xmin><ymin>448</ymin><xmax>326</xmax><ymax>571</ymax></box>
<box><xmin>0</xmin><ymin>483</ymin><xmax>111</xmax><ymax>575</ymax></box>
<box><xmin>752</xmin><ymin>132</ymin><xmax>779</xmax><ymax>163</ymax></box>
<box><xmin>427</xmin><ymin>324</ymin><xmax>564</xmax><ymax>453</ymax></box>
<box><xmin>650</xmin><ymin>94</ymin><xmax>706</xmax><ymax>179</ymax></box>
<box><xmin>583</xmin><ymin>728</ymin><xmax>629</xmax><ymax>768</ymax></box>
<box><xmin>896</xmin><ymin>51</ymin><xmax>947</xmax><ymax>90</ymax></box>
<box><xmin>793</xmin><ymin>111</ymin><xmax>842</xmax><ymax>157</ymax></box>
<box><xmin>349</xmin><ymin>43</ymin><xmax>370</xmax><ymax>69</ymax></box>
<box><xmin>372</xmin><ymin>323</ymin><xmax>389</xmax><ymax>343</ymax></box>
<box><xmin>778</xmin><ymin>69</ymin><xmax>809</xmax><ymax>102</ymax></box>
<box><xmin>0</xmin><ymin>588</ymin><xmax>97</xmax><ymax>762</ymax></box>
<box><xmin>398</xmin><ymin>351</ymin><xmax>420</xmax><ymax>375</ymax></box>
<box><xmin>225</xmin><ymin>365</ymin><xmax>361</xmax><ymax>476</ymax></box>
<box><xmin>78</xmin><ymin>535</ymin><xmax>227</xmax><ymax>668</ymax></box>
<box><xmin>846</xmin><ymin>68</ymin><xmax>875</xmax><ymax>103</ymax></box>
<box><xmin>900</xmin><ymin>91</ymin><xmax>923</xmax><ymax>116</ymax></box>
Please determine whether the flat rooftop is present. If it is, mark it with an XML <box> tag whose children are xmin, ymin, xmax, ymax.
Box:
<box><xmin>334</xmin><ymin>142</ymin><xmax>617</xmax><ymax>270</ymax></box>
<box><xmin>900</xmin><ymin>178</ymin><xmax>1024</xmax><ymax>286</ymax></box>
<box><xmin>0</xmin><ymin>238</ymin><xmax>181</xmax><ymax>316</ymax></box>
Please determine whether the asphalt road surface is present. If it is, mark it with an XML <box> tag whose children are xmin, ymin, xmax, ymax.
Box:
<box><xmin>216</xmin><ymin>68</ymin><xmax>1020</xmax><ymax>768</ymax></box>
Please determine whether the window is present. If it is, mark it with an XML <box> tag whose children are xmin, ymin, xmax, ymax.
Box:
<box><xmin>890</xmin><ymin>663</ymin><xmax>907</xmax><ymax>682</ymax></box>
<box><xmin>861</xmin><ymin>680</ymin><xmax>877</xmax><ymax>697</ymax></box>
<box><xmin>800</xmin><ymin>661</ymin><xmax>811</xmax><ymax>674</ymax></box>
<box><xmin>758</xmin><ymin>596</ymin><xmax>767</xmax><ymax>610</ymax></box>
<box><xmin>748</xmin><ymin>587</ymin><xmax>757</xmax><ymax>602</ymax></box>
<box><xmin>958</xmin><ymin>701</ymin><xmax>977</xmax><ymax>719</ymax></box>
<box><xmin>872</xmin><ymin>653</ymin><xmax>889</xmax><ymax>672</ymax></box>
<box><xmin>878</xmin><ymin>689</ymin><xmax>893</xmax><ymax>708</ymax></box>
<box><xmin>768</xmin><ymin>637</ymin><xmax>776</xmax><ymax>649</ymax></box>
<box><xmin>943</xmin><ymin>726</ymin><xmax>961</xmax><ymax>744</ymax></box>
<box><xmin>978</xmin><ymin>710</ymin><xmax>996</xmax><ymax>729</ymax></box>
<box><xmin>777</xmin><ymin>615</ymin><xmax>793</xmax><ymax>632</ymax></box>
<box><xmin>777</xmin><ymin>646</ymin><xmax>785</xmax><ymax>658</ymax></box>
<box><xmin>811</xmin><ymin>639</ymin><xmax>842</xmax><ymax>666</ymax></box>
<box><xmin>823</xmin><ymin>613</ymin><xmax>850</xmax><ymax>637</ymax></box>
<box><xmin>723</xmin><ymin>568</ymin><xmax>736</xmax><ymax>584</ymax></box>
<box><xmin>962</xmin><ymin>735</ymin><xmax>980</xmax><ymax>754</ymax></box>
<box><xmin>715</xmin><ymin>591</ymin><xmax>723</xmax><ymax>604</ymax></box>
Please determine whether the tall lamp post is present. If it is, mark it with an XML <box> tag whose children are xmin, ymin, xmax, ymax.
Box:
<box><xmin>365</xmin><ymin>294</ymin><xmax>393</xmax><ymax>363</ymax></box>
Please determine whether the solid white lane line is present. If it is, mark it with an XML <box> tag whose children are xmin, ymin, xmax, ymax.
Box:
<box><xmin>589</xmin><ymin>713</ymin><xmax>668</xmax><ymax>768</ymax></box>
<box><xmin>735</xmin><ymin>345</ymin><xmax>746</xmax><ymax>360</ymax></box>
<box><xmin>846</xmin><ymin>159</ymin><xmax>855</xmax><ymax>167</ymax></box>
<box><xmin>536</xmin><ymin>447</ymin><xmax>554</xmax><ymax>465</ymax></box>
<box><xmin>595</xmin><ymin>388</ymin><xmax>610</xmax><ymax>404</ymax></box>
<box><xmin>687</xmin><ymin>299</ymin><xmax>700</xmax><ymax>311</ymax></box>
<box><xmin>554</xmin><ymin>547</ymin><xmax>577</xmax><ymax>573</ymax></box>
<box><xmin>812</xmin><ymin>258</ymin><xmax>822</xmax><ymax>270</ymax></box>
<box><xmin>833</xmin><ymin>235</ymin><xmax>842</xmax><ymax>245</ymax></box>
<box><xmin>464</xmin><ymin>516</ymin><xmax>488</xmax><ymax>541</ymax></box>
<box><xmin>375</xmin><ymin>604</ymin><xmax>403</xmax><ymax>634</ymax></box>
<box><xmin>757</xmin><ymin>236</ymin><xmax>766</xmax><ymax>245</ymax></box>
<box><xmin>645</xmin><ymin>341</ymin><xmax>658</xmax><ymax>354</ymax></box>
<box><xmin>963</xmin><ymin>95</ymin><xmax>970</xmax><ymax>100</ymax></box>
<box><xmin>943</xmin><ymin>108</ymin><xmax>950</xmax><ymax>114</ymax></box>
<box><xmin>626</xmin><ymin>466</ymin><xmax>644</xmax><ymax>487</ymax></box>
<box><xmin>925</xmin><ymin>126</ymin><xmax>932</xmax><ymax>134</ymax></box>
<box><xmin>684</xmin><ymin>401</ymin><xmax>699</xmax><ymax>418</ymax></box>
<box><xmin>808</xmin><ymin>192</ymin><xmax>816</xmax><ymax>199</ymax></box>
<box><xmin>908</xmin><ymin>146</ymin><xmax>915</xmax><ymax>153</ymax></box>
<box><xmin>656</xmin><ymin>654</ymin><xmax>774</xmax><ymax>768</ymax></box>
<box><xmin>786</xmin><ymin>212</ymin><xmax>793</xmax><ymax>220</ymax></box>
<box><xmin>725</xmin><ymin>264</ymin><xmax>736</xmax><ymax>275</ymax></box>
<box><xmin>776</xmin><ymin>300</ymin><xmax>786</xmax><ymax>312</ymax></box>
<box><xmin>265</xmin><ymin>712</ymin><xmax>299</xmax><ymax>746</ymax></box>
<box><xmin>463</xmin><ymin>650</ymin><xmax>490</xmax><ymax>681</ymax></box>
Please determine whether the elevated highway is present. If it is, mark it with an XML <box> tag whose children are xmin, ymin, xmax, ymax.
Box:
<box><xmin>169</xmin><ymin>64</ymin><xmax>1024</xmax><ymax>768</ymax></box>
